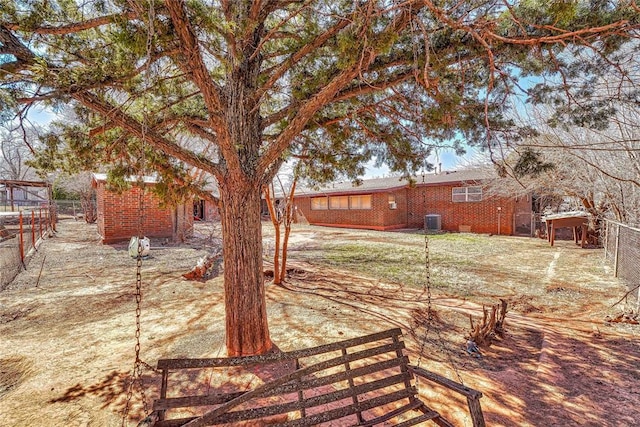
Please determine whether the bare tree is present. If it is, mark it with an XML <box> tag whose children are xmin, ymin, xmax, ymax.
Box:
<box><xmin>263</xmin><ymin>168</ymin><xmax>298</xmax><ymax>285</ymax></box>
<box><xmin>491</xmin><ymin>61</ymin><xmax>640</xmax><ymax>226</ymax></box>
<box><xmin>0</xmin><ymin>122</ymin><xmax>37</xmax><ymax>180</ymax></box>
<box><xmin>54</xmin><ymin>172</ymin><xmax>97</xmax><ymax>223</ymax></box>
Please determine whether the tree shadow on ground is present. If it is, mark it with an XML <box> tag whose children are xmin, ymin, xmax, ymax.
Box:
<box><xmin>48</xmin><ymin>368</ymin><xmax>161</xmax><ymax>422</ymax></box>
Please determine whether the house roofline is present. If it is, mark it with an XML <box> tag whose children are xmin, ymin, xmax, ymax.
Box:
<box><xmin>295</xmin><ymin>174</ymin><xmax>488</xmax><ymax>198</ymax></box>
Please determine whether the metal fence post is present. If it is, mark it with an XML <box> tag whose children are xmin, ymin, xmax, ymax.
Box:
<box><xmin>31</xmin><ymin>210</ymin><xmax>35</xmax><ymax>248</ymax></box>
<box><xmin>613</xmin><ymin>223</ymin><xmax>620</xmax><ymax>277</ymax></box>
<box><xmin>19</xmin><ymin>211</ymin><xmax>24</xmax><ymax>263</ymax></box>
<box><xmin>603</xmin><ymin>220</ymin><xmax>608</xmax><ymax>260</ymax></box>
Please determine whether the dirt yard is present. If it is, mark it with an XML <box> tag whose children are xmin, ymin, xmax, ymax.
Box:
<box><xmin>1</xmin><ymin>219</ymin><xmax>639</xmax><ymax>426</ymax></box>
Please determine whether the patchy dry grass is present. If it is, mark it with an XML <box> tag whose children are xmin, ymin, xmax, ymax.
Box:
<box><xmin>282</xmin><ymin>225</ymin><xmax>626</xmax><ymax>320</ymax></box>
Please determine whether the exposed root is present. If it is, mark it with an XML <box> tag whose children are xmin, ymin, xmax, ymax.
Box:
<box><xmin>468</xmin><ymin>299</ymin><xmax>508</xmax><ymax>347</ymax></box>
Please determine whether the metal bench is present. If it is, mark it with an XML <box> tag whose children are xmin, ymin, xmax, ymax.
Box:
<box><xmin>150</xmin><ymin>328</ymin><xmax>485</xmax><ymax>426</ymax></box>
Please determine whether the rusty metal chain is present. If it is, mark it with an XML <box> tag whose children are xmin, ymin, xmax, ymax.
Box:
<box><xmin>122</xmin><ymin>2</ymin><xmax>155</xmax><ymax>424</ymax></box>
<box><xmin>424</xmin><ymin>233</ymin><xmax>432</xmax><ymax>321</ymax></box>
<box><xmin>415</xmin><ymin>232</ymin><xmax>431</xmax><ymax>372</ymax></box>
<box><xmin>418</xmin><ymin>216</ymin><xmax>465</xmax><ymax>386</ymax></box>
<box><xmin>122</xmin><ymin>246</ymin><xmax>149</xmax><ymax>426</ymax></box>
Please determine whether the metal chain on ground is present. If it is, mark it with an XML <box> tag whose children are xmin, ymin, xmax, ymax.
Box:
<box><xmin>415</xmin><ymin>232</ymin><xmax>432</xmax><ymax>370</ymax></box>
<box><xmin>121</xmin><ymin>2</ymin><xmax>155</xmax><ymax>424</ymax></box>
<box><xmin>415</xmin><ymin>184</ymin><xmax>464</xmax><ymax>387</ymax></box>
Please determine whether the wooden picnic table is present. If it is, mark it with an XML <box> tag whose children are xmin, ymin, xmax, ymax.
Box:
<box><xmin>543</xmin><ymin>212</ymin><xmax>589</xmax><ymax>247</ymax></box>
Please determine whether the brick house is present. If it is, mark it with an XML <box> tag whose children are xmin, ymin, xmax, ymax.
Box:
<box><xmin>294</xmin><ymin>169</ymin><xmax>531</xmax><ymax>235</ymax></box>
<box><xmin>92</xmin><ymin>174</ymin><xmax>193</xmax><ymax>244</ymax></box>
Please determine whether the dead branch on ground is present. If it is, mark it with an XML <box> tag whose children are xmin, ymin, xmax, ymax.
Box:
<box><xmin>469</xmin><ymin>299</ymin><xmax>508</xmax><ymax>347</ymax></box>
<box><xmin>182</xmin><ymin>249</ymin><xmax>222</xmax><ymax>282</ymax></box>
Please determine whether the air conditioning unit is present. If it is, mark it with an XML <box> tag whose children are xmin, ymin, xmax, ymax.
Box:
<box><xmin>424</xmin><ymin>214</ymin><xmax>442</xmax><ymax>231</ymax></box>
<box><xmin>389</xmin><ymin>202</ymin><xmax>397</xmax><ymax>209</ymax></box>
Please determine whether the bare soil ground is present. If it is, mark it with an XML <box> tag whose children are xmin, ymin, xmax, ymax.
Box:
<box><xmin>1</xmin><ymin>219</ymin><xmax>639</xmax><ymax>426</ymax></box>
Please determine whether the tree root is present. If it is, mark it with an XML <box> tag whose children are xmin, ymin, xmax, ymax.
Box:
<box><xmin>468</xmin><ymin>299</ymin><xmax>508</xmax><ymax>347</ymax></box>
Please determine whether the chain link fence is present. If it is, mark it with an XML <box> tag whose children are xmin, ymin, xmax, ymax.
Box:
<box><xmin>603</xmin><ymin>219</ymin><xmax>640</xmax><ymax>307</ymax></box>
<box><xmin>0</xmin><ymin>207</ymin><xmax>55</xmax><ymax>290</ymax></box>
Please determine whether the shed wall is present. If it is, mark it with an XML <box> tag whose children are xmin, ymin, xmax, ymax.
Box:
<box><xmin>95</xmin><ymin>182</ymin><xmax>192</xmax><ymax>243</ymax></box>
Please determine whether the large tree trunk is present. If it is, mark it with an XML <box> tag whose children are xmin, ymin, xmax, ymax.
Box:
<box><xmin>219</xmin><ymin>181</ymin><xmax>272</xmax><ymax>356</ymax></box>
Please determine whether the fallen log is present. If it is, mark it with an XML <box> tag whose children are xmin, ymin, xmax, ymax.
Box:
<box><xmin>182</xmin><ymin>249</ymin><xmax>223</xmax><ymax>282</ymax></box>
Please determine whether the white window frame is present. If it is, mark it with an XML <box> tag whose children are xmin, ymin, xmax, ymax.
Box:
<box><xmin>349</xmin><ymin>195</ymin><xmax>372</xmax><ymax>210</ymax></box>
<box><xmin>452</xmin><ymin>186</ymin><xmax>482</xmax><ymax>202</ymax></box>
<box><xmin>310</xmin><ymin>197</ymin><xmax>328</xmax><ymax>210</ymax></box>
<box><xmin>329</xmin><ymin>195</ymin><xmax>349</xmax><ymax>210</ymax></box>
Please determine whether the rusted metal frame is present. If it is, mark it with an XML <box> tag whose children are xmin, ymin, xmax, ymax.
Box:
<box><xmin>19</xmin><ymin>212</ymin><xmax>24</xmax><ymax>263</ymax></box>
<box><xmin>153</xmin><ymin>391</ymin><xmax>245</xmax><ymax>411</ymax></box>
<box><xmin>358</xmin><ymin>400</ymin><xmax>428</xmax><ymax>427</ymax></box>
<box><xmin>155</xmin><ymin>349</ymin><xmax>408</xmax><ymax>418</ymax></box>
<box><xmin>341</xmin><ymin>346</ymin><xmax>364</xmax><ymax>424</ymax></box>
<box><xmin>31</xmin><ymin>211</ymin><xmax>35</xmax><ymax>248</ymax></box>
<box><xmin>181</xmin><ymin>342</ymin><xmax>403</xmax><ymax>426</ymax></box>
<box><xmin>209</xmin><ymin>373</ymin><xmax>412</xmax><ymax>424</ymax></box>
<box><xmin>393</xmin><ymin>410</ymin><xmax>446</xmax><ymax>427</ymax></box>
<box><xmin>393</xmin><ymin>334</ymin><xmax>416</xmax><ymax>405</ymax></box>
<box><xmin>154</xmin><ymin>418</ymin><xmax>197</xmax><ymax>427</ymax></box>
<box><xmin>158</xmin><ymin>355</ymin><xmax>408</xmax><ymax>411</ymax></box>
<box><xmin>157</xmin><ymin>328</ymin><xmax>403</xmax><ymax>370</ymax></box>
<box><xmin>156</xmin><ymin>368</ymin><xmax>170</xmax><ymax>420</ymax></box>
<box><xmin>283</xmin><ymin>387</ymin><xmax>418</xmax><ymax>427</ymax></box>
<box><xmin>408</xmin><ymin>365</ymin><xmax>485</xmax><ymax>427</ymax></box>
<box><xmin>295</xmin><ymin>358</ymin><xmax>305</xmax><ymax>419</ymax></box>
<box><xmin>277</xmin><ymin>356</ymin><xmax>409</xmax><ymax>397</ymax></box>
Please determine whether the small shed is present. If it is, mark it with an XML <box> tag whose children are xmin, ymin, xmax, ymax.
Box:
<box><xmin>92</xmin><ymin>174</ymin><xmax>193</xmax><ymax>244</ymax></box>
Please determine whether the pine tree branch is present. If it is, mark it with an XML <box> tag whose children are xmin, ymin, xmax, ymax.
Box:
<box><xmin>5</xmin><ymin>12</ymin><xmax>138</xmax><ymax>35</ymax></box>
<box><xmin>256</xmin><ymin>1</ymin><xmax>422</xmax><ymax>177</ymax></box>
<box><xmin>72</xmin><ymin>91</ymin><xmax>222</xmax><ymax>176</ymax></box>
<box><xmin>164</xmin><ymin>0</ymin><xmax>241</xmax><ymax>176</ymax></box>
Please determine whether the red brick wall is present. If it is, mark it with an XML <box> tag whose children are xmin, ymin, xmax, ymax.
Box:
<box><xmin>205</xmin><ymin>199</ymin><xmax>220</xmax><ymax>221</ymax></box>
<box><xmin>295</xmin><ymin>181</ymin><xmax>522</xmax><ymax>235</ymax></box>
<box><xmin>407</xmin><ymin>183</ymin><xmax>518</xmax><ymax>235</ymax></box>
<box><xmin>95</xmin><ymin>181</ymin><xmax>192</xmax><ymax>243</ymax></box>
<box><xmin>295</xmin><ymin>189</ymin><xmax>408</xmax><ymax>230</ymax></box>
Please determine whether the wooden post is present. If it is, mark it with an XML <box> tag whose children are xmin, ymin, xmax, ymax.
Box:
<box><xmin>546</xmin><ymin>220</ymin><xmax>552</xmax><ymax>243</ymax></box>
<box><xmin>531</xmin><ymin>212</ymin><xmax>535</xmax><ymax>237</ymax></box>
<box><xmin>31</xmin><ymin>211</ymin><xmax>35</xmax><ymax>248</ymax></box>
<box><xmin>466</xmin><ymin>395</ymin><xmax>486</xmax><ymax>427</ymax></box>
<box><xmin>51</xmin><ymin>204</ymin><xmax>56</xmax><ymax>232</ymax></box>
<box><xmin>19</xmin><ymin>211</ymin><xmax>24</xmax><ymax>263</ymax></box>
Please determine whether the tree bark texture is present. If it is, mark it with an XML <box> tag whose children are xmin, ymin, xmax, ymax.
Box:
<box><xmin>219</xmin><ymin>180</ymin><xmax>272</xmax><ymax>356</ymax></box>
